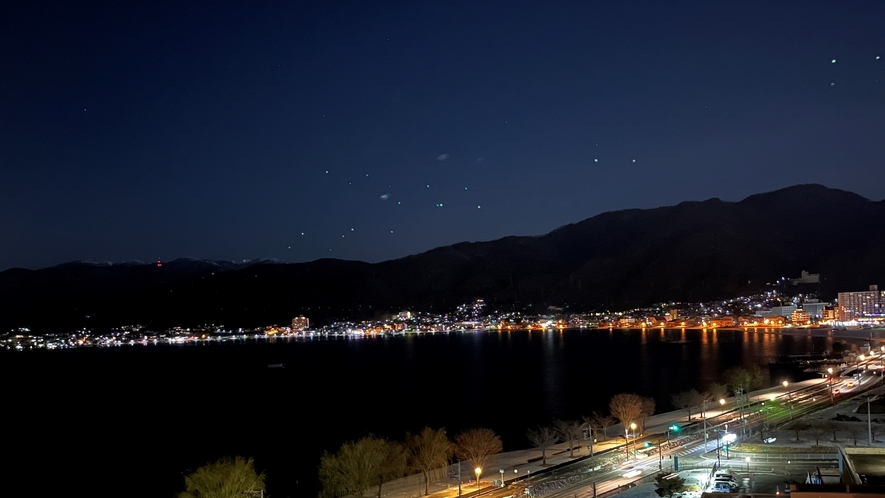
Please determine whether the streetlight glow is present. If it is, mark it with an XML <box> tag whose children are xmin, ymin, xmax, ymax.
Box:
<box><xmin>719</xmin><ymin>398</ymin><xmax>726</xmax><ymax>405</ymax></box>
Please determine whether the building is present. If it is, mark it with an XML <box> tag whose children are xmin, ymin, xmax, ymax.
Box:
<box><xmin>791</xmin><ymin>270</ymin><xmax>821</xmax><ymax>285</ymax></box>
<box><xmin>707</xmin><ymin>316</ymin><xmax>735</xmax><ymax>327</ymax></box>
<box><xmin>799</xmin><ymin>301</ymin><xmax>831</xmax><ymax>319</ymax></box>
<box><xmin>789</xmin><ymin>447</ymin><xmax>885</xmax><ymax>496</ymax></box>
<box><xmin>823</xmin><ymin>306</ymin><xmax>837</xmax><ymax>322</ymax></box>
<box><xmin>837</xmin><ymin>285</ymin><xmax>885</xmax><ymax>321</ymax></box>
<box><xmin>757</xmin><ymin>305</ymin><xmax>797</xmax><ymax>318</ymax></box>
<box><xmin>291</xmin><ymin>316</ymin><xmax>309</xmax><ymax>332</ymax></box>
<box><xmin>791</xmin><ymin>308</ymin><xmax>811</xmax><ymax>325</ymax></box>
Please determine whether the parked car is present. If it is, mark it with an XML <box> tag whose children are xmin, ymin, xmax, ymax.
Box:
<box><xmin>764</xmin><ymin>437</ymin><xmax>777</xmax><ymax>443</ymax></box>
<box><xmin>710</xmin><ymin>483</ymin><xmax>734</xmax><ymax>493</ymax></box>
<box><xmin>713</xmin><ymin>478</ymin><xmax>738</xmax><ymax>490</ymax></box>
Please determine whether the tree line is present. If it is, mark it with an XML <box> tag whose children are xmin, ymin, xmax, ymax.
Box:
<box><xmin>174</xmin><ymin>365</ymin><xmax>769</xmax><ymax>498</ymax></box>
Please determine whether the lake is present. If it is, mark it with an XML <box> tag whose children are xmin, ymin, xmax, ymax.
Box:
<box><xmin>3</xmin><ymin>328</ymin><xmax>857</xmax><ymax>498</ymax></box>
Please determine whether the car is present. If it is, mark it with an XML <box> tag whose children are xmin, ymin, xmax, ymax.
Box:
<box><xmin>763</xmin><ymin>437</ymin><xmax>777</xmax><ymax>443</ymax></box>
<box><xmin>713</xmin><ymin>479</ymin><xmax>738</xmax><ymax>490</ymax></box>
<box><xmin>833</xmin><ymin>389</ymin><xmax>841</xmax><ymax>395</ymax></box>
<box><xmin>710</xmin><ymin>483</ymin><xmax>734</xmax><ymax>493</ymax></box>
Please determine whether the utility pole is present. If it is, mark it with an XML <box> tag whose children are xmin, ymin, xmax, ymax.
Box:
<box><xmin>458</xmin><ymin>460</ymin><xmax>462</xmax><ymax>496</ymax></box>
<box><xmin>703</xmin><ymin>415</ymin><xmax>708</xmax><ymax>451</ymax></box>
<box><xmin>659</xmin><ymin>435</ymin><xmax>663</xmax><ymax>470</ymax></box>
<box><xmin>869</xmin><ymin>397</ymin><xmax>874</xmax><ymax>447</ymax></box>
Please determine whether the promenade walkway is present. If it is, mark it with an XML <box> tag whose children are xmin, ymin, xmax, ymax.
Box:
<box><xmin>374</xmin><ymin>377</ymin><xmax>835</xmax><ymax>498</ymax></box>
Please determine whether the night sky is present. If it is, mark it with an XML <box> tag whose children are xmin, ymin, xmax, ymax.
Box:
<box><xmin>3</xmin><ymin>1</ymin><xmax>884</xmax><ymax>270</ymax></box>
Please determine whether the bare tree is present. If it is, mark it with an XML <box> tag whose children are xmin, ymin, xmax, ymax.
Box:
<box><xmin>705</xmin><ymin>383</ymin><xmax>729</xmax><ymax>404</ymax></box>
<box><xmin>583</xmin><ymin>415</ymin><xmax>601</xmax><ymax>442</ymax></box>
<box><xmin>693</xmin><ymin>390</ymin><xmax>712</xmax><ymax>418</ymax></box>
<box><xmin>319</xmin><ymin>436</ymin><xmax>402</xmax><ymax>498</ymax></box>
<box><xmin>872</xmin><ymin>424</ymin><xmax>884</xmax><ymax>443</ymax></box>
<box><xmin>639</xmin><ymin>397</ymin><xmax>656</xmax><ymax>432</ymax></box>
<box><xmin>594</xmin><ymin>412</ymin><xmax>617</xmax><ymax>441</ymax></box>
<box><xmin>822</xmin><ymin>420</ymin><xmax>841</xmax><ymax>442</ymax></box>
<box><xmin>375</xmin><ymin>439</ymin><xmax>408</xmax><ymax>498</ymax></box>
<box><xmin>784</xmin><ymin>420</ymin><xmax>811</xmax><ymax>442</ymax></box>
<box><xmin>844</xmin><ymin>423</ymin><xmax>864</xmax><ymax>446</ymax></box>
<box><xmin>671</xmin><ymin>390</ymin><xmax>696</xmax><ymax>422</ymax></box>
<box><xmin>526</xmin><ymin>426</ymin><xmax>560</xmax><ymax>465</ymax></box>
<box><xmin>454</xmin><ymin>428</ymin><xmax>503</xmax><ymax>473</ymax></box>
<box><xmin>610</xmin><ymin>393</ymin><xmax>644</xmax><ymax>431</ymax></box>
<box><xmin>554</xmin><ymin>420</ymin><xmax>584</xmax><ymax>458</ymax></box>
<box><xmin>407</xmin><ymin>427</ymin><xmax>454</xmax><ymax>496</ymax></box>
<box><xmin>805</xmin><ymin>422</ymin><xmax>828</xmax><ymax>446</ymax></box>
<box><xmin>180</xmin><ymin>456</ymin><xmax>265</xmax><ymax>498</ymax></box>
<box><xmin>724</xmin><ymin>366</ymin><xmax>766</xmax><ymax>437</ymax></box>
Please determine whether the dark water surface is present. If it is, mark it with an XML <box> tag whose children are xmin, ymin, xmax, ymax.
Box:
<box><xmin>4</xmin><ymin>328</ymin><xmax>853</xmax><ymax>498</ymax></box>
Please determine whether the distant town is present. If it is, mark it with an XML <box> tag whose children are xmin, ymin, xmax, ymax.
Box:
<box><xmin>5</xmin><ymin>270</ymin><xmax>885</xmax><ymax>351</ymax></box>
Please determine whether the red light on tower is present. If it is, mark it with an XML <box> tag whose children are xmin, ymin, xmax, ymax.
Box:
<box><xmin>157</xmin><ymin>258</ymin><xmax>163</xmax><ymax>267</ymax></box>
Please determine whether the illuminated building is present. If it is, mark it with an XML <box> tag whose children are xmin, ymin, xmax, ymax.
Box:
<box><xmin>837</xmin><ymin>285</ymin><xmax>885</xmax><ymax>321</ymax></box>
<box><xmin>791</xmin><ymin>308</ymin><xmax>810</xmax><ymax>325</ymax></box>
<box><xmin>291</xmin><ymin>316</ymin><xmax>309</xmax><ymax>332</ymax></box>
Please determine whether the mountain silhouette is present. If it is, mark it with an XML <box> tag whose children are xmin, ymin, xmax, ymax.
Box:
<box><xmin>3</xmin><ymin>184</ymin><xmax>884</xmax><ymax>332</ymax></box>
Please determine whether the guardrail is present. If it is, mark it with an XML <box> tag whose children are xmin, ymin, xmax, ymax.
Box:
<box><xmin>725</xmin><ymin>452</ymin><xmax>837</xmax><ymax>461</ymax></box>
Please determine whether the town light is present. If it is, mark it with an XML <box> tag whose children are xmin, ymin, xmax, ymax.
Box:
<box><xmin>475</xmin><ymin>467</ymin><xmax>482</xmax><ymax>492</ymax></box>
<box><xmin>782</xmin><ymin>381</ymin><xmax>788</xmax><ymax>388</ymax></box>
<box><xmin>719</xmin><ymin>398</ymin><xmax>726</xmax><ymax>406</ymax></box>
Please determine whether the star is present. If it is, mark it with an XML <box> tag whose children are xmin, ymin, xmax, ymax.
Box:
<box><xmin>831</xmin><ymin>59</ymin><xmax>837</xmax><ymax>63</ymax></box>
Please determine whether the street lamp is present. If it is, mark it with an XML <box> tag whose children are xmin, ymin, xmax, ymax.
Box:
<box><xmin>475</xmin><ymin>467</ymin><xmax>482</xmax><ymax>493</ymax></box>
<box><xmin>745</xmin><ymin>456</ymin><xmax>751</xmax><ymax>473</ymax></box>
<box><xmin>719</xmin><ymin>398</ymin><xmax>726</xmax><ymax>406</ymax></box>
<box><xmin>783</xmin><ymin>381</ymin><xmax>794</xmax><ymax>420</ymax></box>
<box><xmin>630</xmin><ymin>423</ymin><xmax>637</xmax><ymax>457</ymax></box>
<box><xmin>828</xmin><ymin>368</ymin><xmax>835</xmax><ymax>405</ymax></box>
<box><xmin>499</xmin><ymin>469</ymin><xmax>504</xmax><ymax>488</ymax></box>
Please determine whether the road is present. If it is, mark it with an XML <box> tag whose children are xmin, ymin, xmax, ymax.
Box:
<box><xmin>476</xmin><ymin>353</ymin><xmax>885</xmax><ymax>498</ymax></box>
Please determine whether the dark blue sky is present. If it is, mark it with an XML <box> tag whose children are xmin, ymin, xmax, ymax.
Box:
<box><xmin>2</xmin><ymin>1</ymin><xmax>884</xmax><ymax>270</ymax></box>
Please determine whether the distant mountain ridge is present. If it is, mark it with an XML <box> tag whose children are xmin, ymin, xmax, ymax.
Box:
<box><xmin>3</xmin><ymin>184</ymin><xmax>885</xmax><ymax>332</ymax></box>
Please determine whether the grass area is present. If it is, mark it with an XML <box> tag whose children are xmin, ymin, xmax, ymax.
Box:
<box><xmin>737</xmin><ymin>444</ymin><xmax>836</xmax><ymax>454</ymax></box>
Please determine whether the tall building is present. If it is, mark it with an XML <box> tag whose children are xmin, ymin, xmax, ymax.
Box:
<box><xmin>291</xmin><ymin>316</ymin><xmax>309</xmax><ymax>332</ymax></box>
<box><xmin>837</xmin><ymin>285</ymin><xmax>885</xmax><ymax>320</ymax></box>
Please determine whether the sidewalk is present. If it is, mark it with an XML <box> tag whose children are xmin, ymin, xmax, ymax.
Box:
<box><xmin>375</xmin><ymin>376</ymin><xmax>861</xmax><ymax>498</ymax></box>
